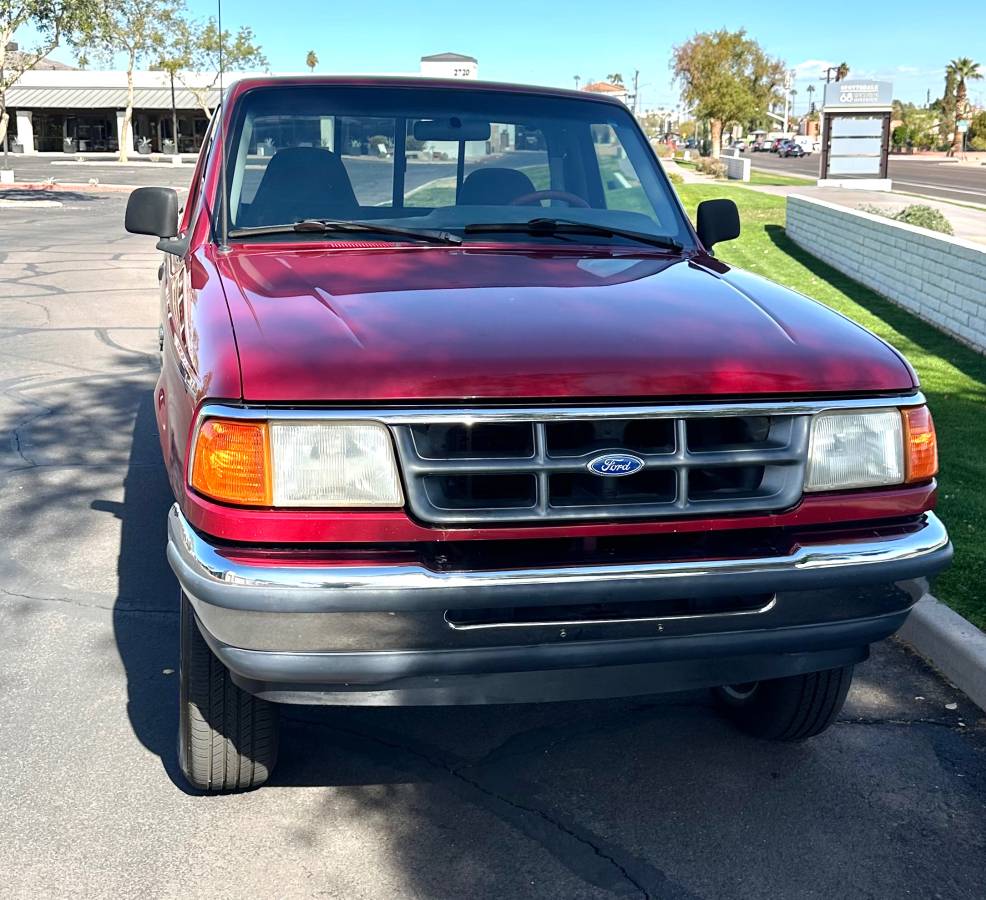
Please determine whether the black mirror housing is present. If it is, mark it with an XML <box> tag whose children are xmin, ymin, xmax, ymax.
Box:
<box><xmin>125</xmin><ymin>187</ymin><xmax>179</xmax><ymax>239</ymax></box>
<box><xmin>696</xmin><ymin>198</ymin><xmax>741</xmax><ymax>250</ymax></box>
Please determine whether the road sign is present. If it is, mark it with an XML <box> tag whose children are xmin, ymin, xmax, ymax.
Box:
<box><xmin>822</xmin><ymin>81</ymin><xmax>893</xmax><ymax>110</ymax></box>
<box><xmin>820</xmin><ymin>81</ymin><xmax>893</xmax><ymax>187</ymax></box>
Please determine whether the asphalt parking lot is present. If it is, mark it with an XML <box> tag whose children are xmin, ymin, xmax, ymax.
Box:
<box><xmin>1</xmin><ymin>190</ymin><xmax>985</xmax><ymax>899</ymax></box>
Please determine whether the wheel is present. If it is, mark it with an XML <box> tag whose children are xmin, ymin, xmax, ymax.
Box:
<box><xmin>712</xmin><ymin>665</ymin><xmax>854</xmax><ymax>741</ymax></box>
<box><xmin>178</xmin><ymin>592</ymin><xmax>279</xmax><ymax>791</ymax></box>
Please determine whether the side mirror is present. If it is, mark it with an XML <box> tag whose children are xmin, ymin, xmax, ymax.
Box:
<box><xmin>124</xmin><ymin>187</ymin><xmax>182</xmax><ymax>253</ymax></box>
<box><xmin>696</xmin><ymin>198</ymin><xmax>740</xmax><ymax>251</ymax></box>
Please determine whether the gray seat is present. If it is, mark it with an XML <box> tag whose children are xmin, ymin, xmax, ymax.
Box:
<box><xmin>244</xmin><ymin>147</ymin><xmax>359</xmax><ymax>225</ymax></box>
<box><xmin>457</xmin><ymin>167</ymin><xmax>537</xmax><ymax>205</ymax></box>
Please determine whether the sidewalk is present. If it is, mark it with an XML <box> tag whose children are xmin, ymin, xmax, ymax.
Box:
<box><xmin>25</xmin><ymin>150</ymin><xmax>199</xmax><ymax>163</ymax></box>
<box><xmin>891</xmin><ymin>150</ymin><xmax>986</xmax><ymax>167</ymax></box>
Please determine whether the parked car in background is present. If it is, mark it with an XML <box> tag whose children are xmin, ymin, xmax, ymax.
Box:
<box><xmin>779</xmin><ymin>141</ymin><xmax>806</xmax><ymax>158</ymax></box>
<box><xmin>729</xmin><ymin>139</ymin><xmax>747</xmax><ymax>153</ymax></box>
<box><xmin>750</xmin><ymin>138</ymin><xmax>766</xmax><ymax>152</ymax></box>
<box><xmin>769</xmin><ymin>138</ymin><xmax>785</xmax><ymax>152</ymax></box>
<box><xmin>125</xmin><ymin>75</ymin><xmax>951</xmax><ymax>791</ymax></box>
<box><xmin>791</xmin><ymin>136</ymin><xmax>817</xmax><ymax>155</ymax></box>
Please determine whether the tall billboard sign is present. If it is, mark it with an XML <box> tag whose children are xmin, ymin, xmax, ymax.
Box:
<box><xmin>819</xmin><ymin>80</ymin><xmax>893</xmax><ymax>190</ymax></box>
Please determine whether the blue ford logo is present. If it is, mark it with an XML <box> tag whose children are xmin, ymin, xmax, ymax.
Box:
<box><xmin>587</xmin><ymin>453</ymin><xmax>645</xmax><ymax>477</ymax></box>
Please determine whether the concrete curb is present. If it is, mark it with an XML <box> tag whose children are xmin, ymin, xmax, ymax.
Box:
<box><xmin>0</xmin><ymin>199</ymin><xmax>63</xmax><ymax>208</ymax></box>
<box><xmin>7</xmin><ymin>181</ymin><xmax>138</xmax><ymax>193</ymax></box>
<box><xmin>898</xmin><ymin>594</ymin><xmax>986</xmax><ymax>712</ymax></box>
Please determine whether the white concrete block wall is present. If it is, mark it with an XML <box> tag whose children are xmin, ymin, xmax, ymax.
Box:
<box><xmin>786</xmin><ymin>195</ymin><xmax>986</xmax><ymax>354</ymax></box>
<box><xmin>721</xmin><ymin>150</ymin><xmax>750</xmax><ymax>181</ymax></box>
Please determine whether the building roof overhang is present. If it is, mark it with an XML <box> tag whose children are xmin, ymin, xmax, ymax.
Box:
<box><xmin>5</xmin><ymin>84</ymin><xmax>220</xmax><ymax>110</ymax></box>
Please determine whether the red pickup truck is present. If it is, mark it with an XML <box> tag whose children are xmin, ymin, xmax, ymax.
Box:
<box><xmin>125</xmin><ymin>77</ymin><xmax>951</xmax><ymax>792</ymax></box>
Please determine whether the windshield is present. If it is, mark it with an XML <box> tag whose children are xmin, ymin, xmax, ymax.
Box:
<box><xmin>223</xmin><ymin>84</ymin><xmax>693</xmax><ymax>248</ymax></box>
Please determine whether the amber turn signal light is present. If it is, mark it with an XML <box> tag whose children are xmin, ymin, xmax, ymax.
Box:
<box><xmin>190</xmin><ymin>419</ymin><xmax>272</xmax><ymax>506</ymax></box>
<box><xmin>902</xmin><ymin>406</ymin><xmax>938</xmax><ymax>483</ymax></box>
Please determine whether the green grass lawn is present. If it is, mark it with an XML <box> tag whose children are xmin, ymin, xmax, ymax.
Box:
<box><xmin>676</xmin><ymin>184</ymin><xmax>986</xmax><ymax>629</ymax></box>
<box><xmin>674</xmin><ymin>159</ymin><xmax>816</xmax><ymax>187</ymax></box>
<box><xmin>747</xmin><ymin>168</ymin><xmax>816</xmax><ymax>187</ymax></box>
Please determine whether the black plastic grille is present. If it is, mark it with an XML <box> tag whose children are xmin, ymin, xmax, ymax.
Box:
<box><xmin>393</xmin><ymin>413</ymin><xmax>809</xmax><ymax>525</ymax></box>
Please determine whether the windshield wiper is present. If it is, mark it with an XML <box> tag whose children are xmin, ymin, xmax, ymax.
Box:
<box><xmin>228</xmin><ymin>219</ymin><xmax>462</xmax><ymax>245</ymax></box>
<box><xmin>463</xmin><ymin>218</ymin><xmax>682</xmax><ymax>252</ymax></box>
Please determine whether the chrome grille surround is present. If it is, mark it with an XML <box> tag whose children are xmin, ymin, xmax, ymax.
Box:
<box><xmin>393</xmin><ymin>414</ymin><xmax>810</xmax><ymax>524</ymax></box>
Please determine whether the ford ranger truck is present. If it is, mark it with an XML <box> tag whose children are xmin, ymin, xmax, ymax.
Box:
<box><xmin>124</xmin><ymin>77</ymin><xmax>952</xmax><ymax>792</ymax></box>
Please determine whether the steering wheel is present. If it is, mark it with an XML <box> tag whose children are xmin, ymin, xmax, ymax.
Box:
<box><xmin>508</xmin><ymin>190</ymin><xmax>590</xmax><ymax>208</ymax></box>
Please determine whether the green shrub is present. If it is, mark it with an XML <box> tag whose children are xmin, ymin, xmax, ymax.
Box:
<box><xmin>892</xmin><ymin>205</ymin><xmax>954</xmax><ymax>235</ymax></box>
<box><xmin>667</xmin><ymin>171</ymin><xmax>684</xmax><ymax>186</ymax></box>
<box><xmin>857</xmin><ymin>203</ymin><xmax>953</xmax><ymax>236</ymax></box>
<box><xmin>652</xmin><ymin>142</ymin><xmax>672</xmax><ymax>158</ymax></box>
<box><xmin>967</xmin><ymin>111</ymin><xmax>986</xmax><ymax>147</ymax></box>
<box><xmin>695</xmin><ymin>156</ymin><xmax>726</xmax><ymax>179</ymax></box>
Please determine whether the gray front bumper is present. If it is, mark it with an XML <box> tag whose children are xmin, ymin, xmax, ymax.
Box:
<box><xmin>167</xmin><ymin>505</ymin><xmax>951</xmax><ymax>701</ymax></box>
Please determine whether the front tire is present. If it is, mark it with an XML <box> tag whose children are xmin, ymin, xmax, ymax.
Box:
<box><xmin>712</xmin><ymin>665</ymin><xmax>854</xmax><ymax>741</ymax></box>
<box><xmin>178</xmin><ymin>593</ymin><xmax>280</xmax><ymax>791</ymax></box>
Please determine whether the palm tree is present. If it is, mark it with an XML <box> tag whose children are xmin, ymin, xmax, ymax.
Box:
<box><xmin>948</xmin><ymin>57</ymin><xmax>983</xmax><ymax>153</ymax></box>
<box><xmin>806</xmin><ymin>83</ymin><xmax>816</xmax><ymax>111</ymax></box>
<box><xmin>607</xmin><ymin>73</ymin><xmax>624</xmax><ymax>86</ymax></box>
<box><xmin>836</xmin><ymin>62</ymin><xmax>849</xmax><ymax>82</ymax></box>
<box><xmin>574</xmin><ymin>75</ymin><xmax>581</xmax><ymax>90</ymax></box>
<box><xmin>305</xmin><ymin>50</ymin><xmax>318</xmax><ymax>73</ymax></box>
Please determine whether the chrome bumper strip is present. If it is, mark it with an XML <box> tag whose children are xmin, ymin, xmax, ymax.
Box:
<box><xmin>442</xmin><ymin>596</ymin><xmax>779</xmax><ymax>630</ymax></box>
<box><xmin>169</xmin><ymin>505</ymin><xmax>948</xmax><ymax>597</ymax></box>
<box><xmin>191</xmin><ymin>393</ymin><xmax>926</xmax><ymax>428</ymax></box>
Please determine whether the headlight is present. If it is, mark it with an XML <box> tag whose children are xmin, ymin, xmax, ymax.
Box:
<box><xmin>805</xmin><ymin>407</ymin><xmax>939</xmax><ymax>492</ymax></box>
<box><xmin>805</xmin><ymin>410</ymin><xmax>903</xmax><ymax>491</ymax></box>
<box><xmin>190</xmin><ymin>418</ymin><xmax>403</xmax><ymax>507</ymax></box>
<box><xmin>269</xmin><ymin>422</ymin><xmax>403</xmax><ymax>507</ymax></box>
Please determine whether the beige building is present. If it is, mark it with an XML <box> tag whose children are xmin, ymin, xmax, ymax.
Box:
<box><xmin>582</xmin><ymin>81</ymin><xmax>629</xmax><ymax>106</ymax></box>
<box><xmin>4</xmin><ymin>51</ymin><xmax>479</xmax><ymax>155</ymax></box>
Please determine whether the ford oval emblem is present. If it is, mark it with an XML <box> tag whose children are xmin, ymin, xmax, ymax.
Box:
<box><xmin>587</xmin><ymin>453</ymin><xmax>645</xmax><ymax>477</ymax></box>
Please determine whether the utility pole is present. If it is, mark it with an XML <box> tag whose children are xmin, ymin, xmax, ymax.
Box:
<box><xmin>574</xmin><ymin>74</ymin><xmax>581</xmax><ymax>90</ymax></box>
<box><xmin>631</xmin><ymin>69</ymin><xmax>640</xmax><ymax>114</ymax></box>
<box><xmin>783</xmin><ymin>70</ymin><xmax>794</xmax><ymax>132</ymax></box>
<box><xmin>1</xmin><ymin>53</ymin><xmax>7</xmax><ymax>169</ymax></box>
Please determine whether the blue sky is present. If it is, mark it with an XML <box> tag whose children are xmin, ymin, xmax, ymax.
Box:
<box><xmin>29</xmin><ymin>0</ymin><xmax>986</xmax><ymax>109</ymax></box>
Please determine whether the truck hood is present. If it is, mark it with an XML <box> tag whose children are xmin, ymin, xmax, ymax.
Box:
<box><xmin>220</xmin><ymin>245</ymin><xmax>915</xmax><ymax>402</ymax></box>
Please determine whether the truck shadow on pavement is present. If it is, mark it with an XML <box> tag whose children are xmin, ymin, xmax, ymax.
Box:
<box><xmin>104</xmin><ymin>384</ymin><xmax>189</xmax><ymax>790</ymax></box>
